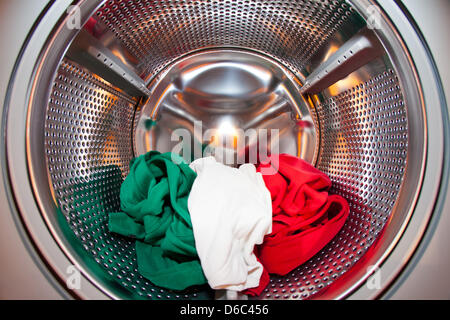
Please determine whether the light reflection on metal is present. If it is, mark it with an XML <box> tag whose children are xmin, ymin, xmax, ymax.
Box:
<box><xmin>135</xmin><ymin>49</ymin><xmax>318</xmax><ymax>165</ymax></box>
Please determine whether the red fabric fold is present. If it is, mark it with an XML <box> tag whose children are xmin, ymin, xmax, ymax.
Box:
<box><xmin>255</xmin><ymin>154</ymin><xmax>350</xmax><ymax>276</ymax></box>
<box><xmin>258</xmin><ymin>195</ymin><xmax>349</xmax><ymax>275</ymax></box>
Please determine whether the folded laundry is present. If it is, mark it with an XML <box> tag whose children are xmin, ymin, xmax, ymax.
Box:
<box><xmin>188</xmin><ymin>157</ymin><xmax>272</xmax><ymax>292</ymax></box>
<box><xmin>255</xmin><ymin>154</ymin><xmax>350</xmax><ymax>276</ymax></box>
<box><xmin>107</xmin><ymin>150</ymin><xmax>348</xmax><ymax>296</ymax></box>
<box><xmin>108</xmin><ymin>151</ymin><xmax>207</xmax><ymax>291</ymax></box>
<box><xmin>257</xmin><ymin>194</ymin><xmax>350</xmax><ymax>276</ymax></box>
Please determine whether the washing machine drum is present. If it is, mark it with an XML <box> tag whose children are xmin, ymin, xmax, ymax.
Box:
<box><xmin>6</xmin><ymin>0</ymin><xmax>442</xmax><ymax>300</ymax></box>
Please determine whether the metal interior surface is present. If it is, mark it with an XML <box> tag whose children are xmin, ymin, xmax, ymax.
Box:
<box><xmin>19</xmin><ymin>0</ymin><xmax>429</xmax><ymax>300</ymax></box>
<box><xmin>135</xmin><ymin>49</ymin><xmax>318</xmax><ymax>164</ymax></box>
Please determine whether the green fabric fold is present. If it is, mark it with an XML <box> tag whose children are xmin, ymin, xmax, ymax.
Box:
<box><xmin>108</xmin><ymin>151</ymin><xmax>206</xmax><ymax>290</ymax></box>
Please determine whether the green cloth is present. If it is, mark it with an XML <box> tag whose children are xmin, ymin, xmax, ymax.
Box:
<box><xmin>108</xmin><ymin>151</ymin><xmax>207</xmax><ymax>290</ymax></box>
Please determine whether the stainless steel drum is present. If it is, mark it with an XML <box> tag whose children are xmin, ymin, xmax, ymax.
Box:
<box><xmin>1</xmin><ymin>0</ymin><xmax>448</xmax><ymax>299</ymax></box>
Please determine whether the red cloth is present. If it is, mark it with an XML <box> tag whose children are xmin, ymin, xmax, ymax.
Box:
<box><xmin>256</xmin><ymin>154</ymin><xmax>349</xmax><ymax>276</ymax></box>
<box><xmin>241</xmin><ymin>255</ymin><xmax>270</xmax><ymax>297</ymax></box>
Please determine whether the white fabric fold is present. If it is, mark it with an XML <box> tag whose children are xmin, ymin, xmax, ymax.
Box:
<box><xmin>188</xmin><ymin>157</ymin><xmax>272</xmax><ymax>291</ymax></box>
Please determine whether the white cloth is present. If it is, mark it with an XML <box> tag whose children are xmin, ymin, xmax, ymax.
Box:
<box><xmin>188</xmin><ymin>157</ymin><xmax>272</xmax><ymax>291</ymax></box>
<box><xmin>215</xmin><ymin>290</ymin><xmax>249</xmax><ymax>300</ymax></box>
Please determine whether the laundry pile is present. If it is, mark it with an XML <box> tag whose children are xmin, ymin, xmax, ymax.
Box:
<box><xmin>108</xmin><ymin>151</ymin><xmax>349</xmax><ymax>296</ymax></box>
<box><xmin>108</xmin><ymin>151</ymin><xmax>206</xmax><ymax>290</ymax></box>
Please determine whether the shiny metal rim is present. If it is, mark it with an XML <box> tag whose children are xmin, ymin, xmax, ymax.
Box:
<box><xmin>1</xmin><ymin>0</ymin><xmax>445</xmax><ymax>300</ymax></box>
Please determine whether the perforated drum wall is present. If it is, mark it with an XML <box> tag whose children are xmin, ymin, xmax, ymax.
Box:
<box><xmin>94</xmin><ymin>0</ymin><xmax>359</xmax><ymax>81</ymax></box>
<box><xmin>33</xmin><ymin>0</ymin><xmax>424</xmax><ymax>300</ymax></box>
